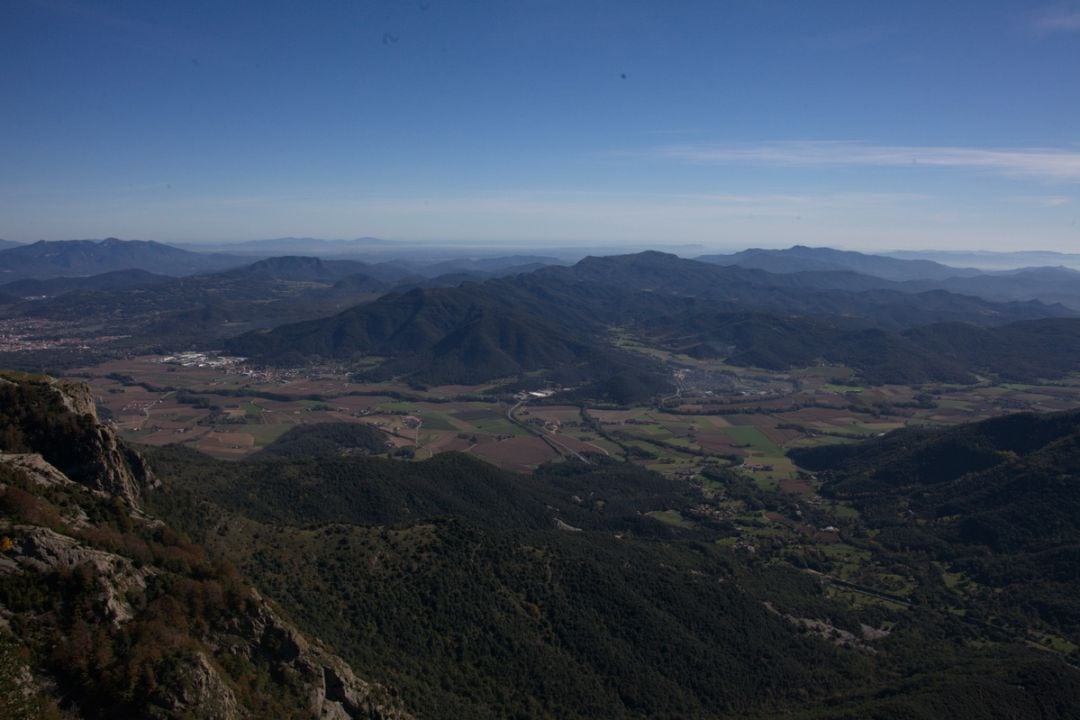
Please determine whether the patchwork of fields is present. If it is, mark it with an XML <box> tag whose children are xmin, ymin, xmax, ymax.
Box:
<box><xmin>70</xmin><ymin>354</ymin><xmax>1080</xmax><ymax>488</ymax></box>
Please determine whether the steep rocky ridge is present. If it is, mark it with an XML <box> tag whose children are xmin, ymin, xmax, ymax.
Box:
<box><xmin>0</xmin><ymin>372</ymin><xmax>410</xmax><ymax>720</ymax></box>
<box><xmin>0</xmin><ymin>371</ymin><xmax>152</xmax><ymax>508</ymax></box>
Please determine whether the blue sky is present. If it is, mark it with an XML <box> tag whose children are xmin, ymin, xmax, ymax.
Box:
<box><xmin>3</xmin><ymin>0</ymin><xmax>1080</xmax><ymax>251</ymax></box>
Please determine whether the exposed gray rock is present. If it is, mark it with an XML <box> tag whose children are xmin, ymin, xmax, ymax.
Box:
<box><xmin>40</xmin><ymin>378</ymin><xmax>158</xmax><ymax>509</ymax></box>
<box><xmin>0</xmin><ymin>452</ymin><xmax>72</xmax><ymax>488</ymax></box>
<box><xmin>235</xmin><ymin>590</ymin><xmax>412</xmax><ymax>720</ymax></box>
<box><xmin>146</xmin><ymin>652</ymin><xmax>243</xmax><ymax>720</ymax></box>
<box><xmin>49</xmin><ymin>378</ymin><xmax>99</xmax><ymax>420</ymax></box>
<box><xmin>0</xmin><ymin>374</ymin><xmax>412</xmax><ymax>719</ymax></box>
<box><xmin>4</xmin><ymin>525</ymin><xmax>150</xmax><ymax>623</ymax></box>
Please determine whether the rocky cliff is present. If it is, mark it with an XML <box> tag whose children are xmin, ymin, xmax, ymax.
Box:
<box><xmin>0</xmin><ymin>371</ymin><xmax>152</xmax><ymax>508</ymax></box>
<box><xmin>0</xmin><ymin>372</ymin><xmax>411</xmax><ymax>720</ymax></box>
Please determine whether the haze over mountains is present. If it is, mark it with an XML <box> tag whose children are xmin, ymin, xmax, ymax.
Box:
<box><xmin>5</xmin><ymin>239</ymin><xmax>1080</xmax><ymax>393</ymax></box>
<box><xmin>174</xmin><ymin>236</ymin><xmax>402</xmax><ymax>257</ymax></box>
<box><xmin>0</xmin><ymin>238</ymin><xmax>246</xmax><ymax>281</ymax></box>
<box><xmin>5</xmin><ymin>236</ymin><xmax>1078</xmax><ymax>287</ymax></box>
<box><xmin>225</xmin><ymin>249</ymin><xmax>1079</xmax><ymax>392</ymax></box>
<box><xmin>886</xmin><ymin>249</ymin><xmax>1080</xmax><ymax>272</ymax></box>
<box><xmin>8</xmin><ymin>1</ymin><xmax>1080</xmax><ymax>715</ymax></box>
<box><xmin>703</xmin><ymin>245</ymin><xmax>1080</xmax><ymax>310</ymax></box>
<box><xmin>699</xmin><ymin>245</ymin><xmax>984</xmax><ymax>282</ymax></box>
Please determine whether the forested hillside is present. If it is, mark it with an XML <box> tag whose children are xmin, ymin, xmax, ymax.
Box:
<box><xmin>4</xmin><ymin>371</ymin><xmax>1080</xmax><ymax>717</ymax></box>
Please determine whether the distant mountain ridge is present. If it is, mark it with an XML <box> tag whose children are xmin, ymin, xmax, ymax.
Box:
<box><xmin>218</xmin><ymin>255</ymin><xmax>384</xmax><ymax>283</ymax></box>
<box><xmin>887</xmin><ymin>249</ymin><xmax>1080</xmax><ymax>271</ymax></box>
<box><xmin>698</xmin><ymin>244</ymin><xmax>982</xmax><ymax>281</ymax></box>
<box><xmin>6</xmin><ymin>247</ymin><xmax>1080</xmax><ymax>387</ymax></box>
<box><xmin>654</xmin><ymin>311</ymin><xmax>1080</xmax><ymax>384</ymax></box>
<box><xmin>698</xmin><ymin>245</ymin><xmax>1080</xmax><ymax>311</ymax></box>
<box><xmin>0</xmin><ymin>237</ymin><xmax>248</xmax><ymax>281</ymax></box>
<box><xmin>902</xmin><ymin>266</ymin><xmax>1080</xmax><ymax>311</ymax></box>
<box><xmin>0</xmin><ymin>269</ymin><xmax>172</xmax><ymax>298</ymax></box>
<box><xmin>227</xmin><ymin>251</ymin><xmax>1079</xmax><ymax>390</ymax></box>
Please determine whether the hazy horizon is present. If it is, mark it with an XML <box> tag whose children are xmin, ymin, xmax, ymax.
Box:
<box><xmin>9</xmin><ymin>235</ymin><xmax>1080</xmax><ymax>272</ymax></box>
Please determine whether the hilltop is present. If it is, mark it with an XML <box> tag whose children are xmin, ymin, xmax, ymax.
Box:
<box><xmin>226</xmin><ymin>251</ymin><xmax>1078</xmax><ymax>391</ymax></box>
<box><xmin>0</xmin><ymin>238</ymin><xmax>247</xmax><ymax>281</ymax></box>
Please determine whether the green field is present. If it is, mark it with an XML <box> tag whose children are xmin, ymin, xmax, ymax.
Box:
<box><xmin>417</xmin><ymin>413</ymin><xmax>457</xmax><ymax>431</ymax></box>
<box><xmin>722</xmin><ymin>426</ymin><xmax>781</xmax><ymax>455</ymax></box>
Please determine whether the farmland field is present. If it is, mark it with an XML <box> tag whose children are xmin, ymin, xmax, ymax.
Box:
<box><xmin>66</xmin><ymin>352</ymin><xmax>1080</xmax><ymax>483</ymax></box>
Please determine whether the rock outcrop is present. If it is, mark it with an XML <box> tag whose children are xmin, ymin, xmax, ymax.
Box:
<box><xmin>48</xmin><ymin>377</ymin><xmax>99</xmax><ymax>420</ymax></box>
<box><xmin>0</xmin><ymin>374</ymin><xmax>412</xmax><ymax>720</ymax></box>
<box><xmin>234</xmin><ymin>591</ymin><xmax>411</xmax><ymax>720</ymax></box>
<box><xmin>0</xmin><ymin>370</ymin><xmax>155</xmax><ymax>509</ymax></box>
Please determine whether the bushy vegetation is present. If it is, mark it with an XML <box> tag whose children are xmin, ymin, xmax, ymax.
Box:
<box><xmin>147</xmin><ymin>429</ymin><xmax>1080</xmax><ymax>719</ymax></box>
<box><xmin>650</xmin><ymin>312</ymin><xmax>1080</xmax><ymax>385</ymax></box>
<box><xmin>0</xmin><ymin>457</ymin><xmax>322</xmax><ymax>719</ymax></box>
<box><xmin>7</xmin><ymin>364</ymin><xmax>1080</xmax><ymax>718</ymax></box>
<box><xmin>792</xmin><ymin>409</ymin><xmax>1080</xmax><ymax>648</ymax></box>
<box><xmin>148</xmin><ymin>462</ymin><xmax>864</xmax><ymax>719</ymax></box>
<box><xmin>250</xmin><ymin>421</ymin><xmax>388</xmax><ymax>460</ymax></box>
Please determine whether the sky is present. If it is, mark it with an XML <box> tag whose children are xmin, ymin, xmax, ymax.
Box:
<box><xmin>2</xmin><ymin>0</ymin><xmax>1080</xmax><ymax>252</ymax></box>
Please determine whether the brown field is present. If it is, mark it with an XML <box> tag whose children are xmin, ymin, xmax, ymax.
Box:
<box><xmin>755</xmin><ymin>423</ymin><xmax>804</xmax><ymax>447</ymax></box>
<box><xmin>778</xmin><ymin>476</ymin><xmax>814</xmax><ymax>496</ymax></box>
<box><xmin>131</xmin><ymin>427</ymin><xmax>208</xmax><ymax>446</ymax></box>
<box><xmin>329</xmin><ymin>395</ymin><xmax>389</xmax><ymax>412</ymax></box>
<box><xmin>200</xmin><ymin>431</ymin><xmax>257</xmax><ymax>448</ymax></box>
<box><xmin>470</xmin><ymin>437</ymin><xmax>559</xmax><ymax>470</ymax></box>
<box><xmin>588</xmin><ymin>409</ymin><xmax>648</xmax><ymax>424</ymax></box>
<box><xmin>62</xmin><ymin>354</ymin><xmax>1080</xmax><ymax>486</ymax></box>
<box><xmin>695</xmin><ymin>430</ymin><xmax>741</xmax><ymax>454</ymax></box>
<box><xmin>548</xmin><ymin>434</ymin><xmax>610</xmax><ymax>458</ymax></box>
<box><xmin>521</xmin><ymin>405</ymin><xmax>583</xmax><ymax>424</ymax></box>
<box><xmin>421</xmin><ymin>433</ymin><xmax>475</xmax><ymax>454</ymax></box>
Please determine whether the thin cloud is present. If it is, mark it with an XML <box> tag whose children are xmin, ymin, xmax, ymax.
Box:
<box><xmin>1012</xmin><ymin>195</ymin><xmax>1073</xmax><ymax>207</ymax></box>
<box><xmin>1032</xmin><ymin>2</ymin><xmax>1080</xmax><ymax>31</ymax></box>
<box><xmin>654</xmin><ymin>141</ymin><xmax>1080</xmax><ymax>180</ymax></box>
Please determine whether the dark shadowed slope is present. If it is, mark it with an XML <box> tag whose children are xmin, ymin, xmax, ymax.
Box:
<box><xmin>0</xmin><ymin>237</ymin><xmax>248</xmax><ymax>280</ymax></box>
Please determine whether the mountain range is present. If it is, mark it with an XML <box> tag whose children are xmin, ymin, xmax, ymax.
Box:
<box><xmin>698</xmin><ymin>244</ymin><xmax>983</xmax><ymax>282</ymax></box>
<box><xmin>226</xmin><ymin>251</ymin><xmax>1079</xmax><ymax>390</ymax></box>
<box><xmin>701</xmin><ymin>245</ymin><xmax>1080</xmax><ymax>311</ymax></box>
<box><xmin>886</xmin><ymin>249</ymin><xmax>1080</xmax><ymax>271</ymax></box>
<box><xmin>0</xmin><ymin>238</ymin><xmax>248</xmax><ymax>281</ymax></box>
<box><xmin>5</xmin><ymin>240</ymin><xmax>1080</xmax><ymax>396</ymax></box>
